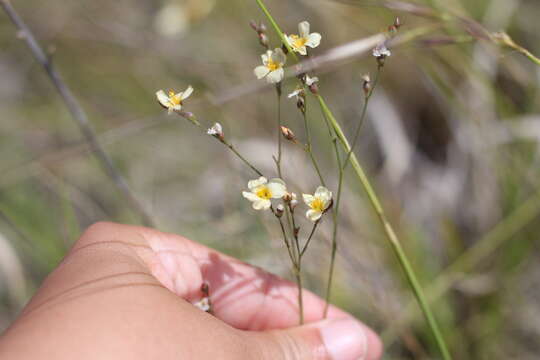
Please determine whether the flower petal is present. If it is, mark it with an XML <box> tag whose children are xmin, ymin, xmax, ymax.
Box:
<box><xmin>248</xmin><ymin>176</ymin><xmax>267</xmax><ymax>190</ymax></box>
<box><xmin>253</xmin><ymin>199</ymin><xmax>271</xmax><ymax>210</ymax></box>
<box><xmin>254</xmin><ymin>65</ymin><xmax>270</xmax><ymax>79</ymax></box>
<box><xmin>298</xmin><ymin>21</ymin><xmax>310</xmax><ymax>38</ymax></box>
<box><xmin>315</xmin><ymin>186</ymin><xmax>332</xmax><ymax>202</ymax></box>
<box><xmin>272</xmin><ymin>48</ymin><xmax>287</xmax><ymax>65</ymax></box>
<box><xmin>180</xmin><ymin>85</ymin><xmax>194</xmax><ymax>100</ymax></box>
<box><xmin>267</xmin><ymin>180</ymin><xmax>287</xmax><ymax>198</ymax></box>
<box><xmin>302</xmin><ymin>193</ymin><xmax>315</xmax><ymax>205</ymax></box>
<box><xmin>306</xmin><ymin>209</ymin><xmax>322</xmax><ymax>222</ymax></box>
<box><xmin>156</xmin><ymin>90</ymin><xmax>170</xmax><ymax>107</ymax></box>
<box><xmin>261</xmin><ymin>50</ymin><xmax>272</xmax><ymax>64</ymax></box>
<box><xmin>242</xmin><ymin>191</ymin><xmax>259</xmax><ymax>202</ymax></box>
<box><xmin>266</xmin><ymin>68</ymin><xmax>284</xmax><ymax>84</ymax></box>
<box><xmin>306</xmin><ymin>33</ymin><xmax>321</xmax><ymax>48</ymax></box>
<box><xmin>296</xmin><ymin>46</ymin><xmax>307</xmax><ymax>56</ymax></box>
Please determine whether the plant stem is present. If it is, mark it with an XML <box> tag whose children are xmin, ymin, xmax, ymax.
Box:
<box><xmin>303</xmin><ymin>110</ymin><xmax>326</xmax><ymax>186</ymax></box>
<box><xmin>300</xmin><ymin>221</ymin><xmax>320</xmax><ymax>257</ymax></box>
<box><xmin>222</xmin><ymin>140</ymin><xmax>264</xmax><ymax>177</ymax></box>
<box><xmin>276</xmin><ymin>85</ymin><xmax>283</xmax><ymax>178</ymax></box>
<box><xmin>318</xmin><ymin>95</ymin><xmax>451</xmax><ymax>360</ymax></box>
<box><xmin>342</xmin><ymin>67</ymin><xmax>381</xmax><ymax>171</ymax></box>
<box><xmin>1</xmin><ymin>0</ymin><xmax>155</xmax><ymax>227</ymax></box>
<box><xmin>253</xmin><ymin>1</ymin><xmax>452</xmax><ymax>358</ymax></box>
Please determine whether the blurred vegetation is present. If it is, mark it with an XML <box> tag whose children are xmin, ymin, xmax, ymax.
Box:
<box><xmin>1</xmin><ymin>0</ymin><xmax>540</xmax><ymax>358</ymax></box>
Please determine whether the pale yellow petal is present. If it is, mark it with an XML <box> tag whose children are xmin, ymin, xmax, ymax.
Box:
<box><xmin>254</xmin><ymin>65</ymin><xmax>270</xmax><ymax>79</ymax></box>
<box><xmin>306</xmin><ymin>209</ymin><xmax>322</xmax><ymax>222</ymax></box>
<box><xmin>298</xmin><ymin>21</ymin><xmax>310</xmax><ymax>38</ymax></box>
<box><xmin>306</xmin><ymin>33</ymin><xmax>321</xmax><ymax>48</ymax></box>
<box><xmin>180</xmin><ymin>85</ymin><xmax>194</xmax><ymax>100</ymax></box>
<box><xmin>266</xmin><ymin>68</ymin><xmax>284</xmax><ymax>84</ymax></box>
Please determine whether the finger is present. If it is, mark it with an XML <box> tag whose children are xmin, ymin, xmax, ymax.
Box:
<box><xmin>245</xmin><ymin>317</ymin><xmax>382</xmax><ymax>360</ymax></box>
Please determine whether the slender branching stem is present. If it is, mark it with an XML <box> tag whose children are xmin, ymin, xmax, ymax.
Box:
<box><xmin>300</xmin><ymin>221</ymin><xmax>320</xmax><ymax>257</ymax></box>
<box><xmin>275</xmin><ymin>85</ymin><xmax>283</xmax><ymax>178</ymax></box>
<box><xmin>0</xmin><ymin>0</ymin><xmax>155</xmax><ymax>227</ymax></box>
<box><xmin>342</xmin><ymin>67</ymin><xmax>381</xmax><ymax>171</ymax></box>
<box><xmin>254</xmin><ymin>1</ymin><xmax>452</xmax><ymax>358</ymax></box>
<box><xmin>303</xmin><ymin>109</ymin><xmax>326</xmax><ymax>186</ymax></box>
<box><xmin>219</xmin><ymin>140</ymin><xmax>264</xmax><ymax>177</ymax></box>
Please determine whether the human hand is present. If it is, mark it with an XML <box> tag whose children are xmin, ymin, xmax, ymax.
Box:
<box><xmin>0</xmin><ymin>222</ymin><xmax>382</xmax><ymax>359</ymax></box>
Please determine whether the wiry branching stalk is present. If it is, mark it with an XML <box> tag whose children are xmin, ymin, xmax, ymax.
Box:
<box><xmin>254</xmin><ymin>1</ymin><xmax>452</xmax><ymax>358</ymax></box>
<box><xmin>0</xmin><ymin>0</ymin><xmax>155</xmax><ymax>227</ymax></box>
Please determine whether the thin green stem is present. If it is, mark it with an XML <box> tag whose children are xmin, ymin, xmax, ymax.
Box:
<box><xmin>222</xmin><ymin>140</ymin><xmax>264</xmax><ymax>177</ymax></box>
<box><xmin>318</xmin><ymin>95</ymin><xmax>451</xmax><ymax>360</ymax></box>
<box><xmin>303</xmin><ymin>110</ymin><xmax>326</xmax><ymax>186</ymax></box>
<box><xmin>276</xmin><ymin>85</ymin><xmax>283</xmax><ymax>178</ymax></box>
<box><xmin>252</xmin><ymin>1</ymin><xmax>452</xmax><ymax>358</ymax></box>
<box><xmin>342</xmin><ymin>67</ymin><xmax>381</xmax><ymax>171</ymax></box>
<box><xmin>300</xmin><ymin>221</ymin><xmax>320</xmax><ymax>257</ymax></box>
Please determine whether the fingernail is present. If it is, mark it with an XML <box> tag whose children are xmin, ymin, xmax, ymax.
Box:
<box><xmin>320</xmin><ymin>318</ymin><xmax>368</xmax><ymax>360</ymax></box>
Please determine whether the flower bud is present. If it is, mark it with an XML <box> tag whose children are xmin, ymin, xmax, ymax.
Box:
<box><xmin>290</xmin><ymin>199</ymin><xmax>298</xmax><ymax>209</ymax></box>
<box><xmin>280</xmin><ymin>126</ymin><xmax>297</xmax><ymax>142</ymax></box>
<box><xmin>362</xmin><ymin>73</ymin><xmax>371</xmax><ymax>97</ymax></box>
<box><xmin>275</xmin><ymin>204</ymin><xmax>285</xmax><ymax>218</ymax></box>
<box><xmin>249</xmin><ymin>20</ymin><xmax>258</xmax><ymax>31</ymax></box>
<box><xmin>259</xmin><ymin>33</ymin><xmax>269</xmax><ymax>48</ymax></box>
<box><xmin>178</xmin><ymin>111</ymin><xmax>200</xmax><ymax>126</ymax></box>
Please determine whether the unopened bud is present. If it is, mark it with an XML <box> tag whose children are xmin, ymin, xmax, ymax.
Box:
<box><xmin>259</xmin><ymin>23</ymin><xmax>267</xmax><ymax>32</ymax></box>
<box><xmin>249</xmin><ymin>20</ymin><xmax>259</xmax><ymax>31</ymax></box>
<box><xmin>362</xmin><ymin>73</ymin><xmax>371</xmax><ymax>96</ymax></box>
<box><xmin>290</xmin><ymin>199</ymin><xmax>298</xmax><ymax>209</ymax></box>
<box><xmin>394</xmin><ymin>17</ymin><xmax>401</xmax><ymax>29</ymax></box>
<box><xmin>178</xmin><ymin>111</ymin><xmax>200</xmax><ymax>126</ymax></box>
<box><xmin>275</xmin><ymin>204</ymin><xmax>285</xmax><ymax>217</ymax></box>
<box><xmin>259</xmin><ymin>33</ymin><xmax>269</xmax><ymax>48</ymax></box>
<box><xmin>280</xmin><ymin>126</ymin><xmax>297</xmax><ymax>142</ymax></box>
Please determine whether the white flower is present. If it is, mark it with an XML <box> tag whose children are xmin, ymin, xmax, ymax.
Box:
<box><xmin>302</xmin><ymin>186</ymin><xmax>332</xmax><ymax>221</ymax></box>
<box><xmin>242</xmin><ymin>177</ymin><xmax>287</xmax><ymax>210</ymax></box>
<box><xmin>372</xmin><ymin>44</ymin><xmax>391</xmax><ymax>58</ymax></box>
<box><xmin>285</xmin><ymin>21</ymin><xmax>321</xmax><ymax>55</ymax></box>
<box><xmin>156</xmin><ymin>86</ymin><xmax>194</xmax><ymax>114</ymax></box>
<box><xmin>305</xmin><ymin>75</ymin><xmax>319</xmax><ymax>86</ymax></box>
<box><xmin>254</xmin><ymin>48</ymin><xmax>287</xmax><ymax>84</ymax></box>
<box><xmin>288</xmin><ymin>86</ymin><xmax>304</xmax><ymax>99</ymax></box>
<box><xmin>207</xmin><ymin>122</ymin><xmax>223</xmax><ymax>138</ymax></box>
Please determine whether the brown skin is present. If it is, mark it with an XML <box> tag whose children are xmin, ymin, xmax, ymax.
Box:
<box><xmin>0</xmin><ymin>222</ymin><xmax>382</xmax><ymax>359</ymax></box>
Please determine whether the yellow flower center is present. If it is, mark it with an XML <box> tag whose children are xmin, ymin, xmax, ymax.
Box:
<box><xmin>290</xmin><ymin>35</ymin><xmax>307</xmax><ymax>49</ymax></box>
<box><xmin>168</xmin><ymin>90</ymin><xmax>182</xmax><ymax>106</ymax></box>
<box><xmin>266</xmin><ymin>58</ymin><xmax>281</xmax><ymax>72</ymax></box>
<box><xmin>256</xmin><ymin>186</ymin><xmax>272</xmax><ymax>200</ymax></box>
<box><xmin>310</xmin><ymin>197</ymin><xmax>325</xmax><ymax>212</ymax></box>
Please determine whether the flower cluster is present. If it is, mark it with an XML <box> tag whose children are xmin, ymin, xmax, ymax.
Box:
<box><xmin>253</xmin><ymin>21</ymin><xmax>321</xmax><ymax>85</ymax></box>
<box><xmin>242</xmin><ymin>176</ymin><xmax>331</xmax><ymax>222</ymax></box>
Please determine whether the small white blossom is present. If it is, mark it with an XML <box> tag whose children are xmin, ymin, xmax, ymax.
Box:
<box><xmin>156</xmin><ymin>86</ymin><xmax>193</xmax><ymax>114</ymax></box>
<box><xmin>242</xmin><ymin>177</ymin><xmax>287</xmax><ymax>210</ymax></box>
<box><xmin>254</xmin><ymin>48</ymin><xmax>287</xmax><ymax>84</ymax></box>
<box><xmin>372</xmin><ymin>44</ymin><xmax>391</xmax><ymax>58</ymax></box>
<box><xmin>302</xmin><ymin>186</ymin><xmax>332</xmax><ymax>221</ymax></box>
<box><xmin>305</xmin><ymin>75</ymin><xmax>319</xmax><ymax>86</ymax></box>
<box><xmin>285</xmin><ymin>21</ymin><xmax>321</xmax><ymax>55</ymax></box>
<box><xmin>207</xmin><ymin>122</ymin><xmax>223</xmax><ymax>138</ymax></box>
<box><xmin>288</xmin><ymin>87</ymin><xmax>304</xmax><ymax>99</ymax></box>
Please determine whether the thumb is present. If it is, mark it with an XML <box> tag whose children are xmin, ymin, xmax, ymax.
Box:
<box><xmin>245</xmin><ymin>317</ymin><xmax>382</xmax><ymax>360</ymax></box>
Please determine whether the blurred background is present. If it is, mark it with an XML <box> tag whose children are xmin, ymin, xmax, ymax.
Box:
<box><xmin>1</xmin><ymin>0</ymin><xmax>539</xmax><ymax>358</ymax></box>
